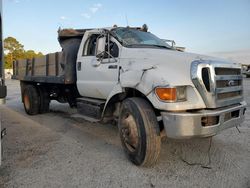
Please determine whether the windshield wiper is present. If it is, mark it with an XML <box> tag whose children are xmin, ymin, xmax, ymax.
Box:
<box><xmin>125</xmin><ymin>44</ymin><xmax>172</xmax><ymax>49</ymax></box>
<box><xmin>150</xmin><ymin>45</ymin><xmax>172</xmax><ymax>49</ymax></box>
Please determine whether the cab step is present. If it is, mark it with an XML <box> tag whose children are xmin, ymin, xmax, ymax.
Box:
<box><xmin>76</xmin><ymin>97</ymin><xmax>106</xmax><ymax>120</ymax></box>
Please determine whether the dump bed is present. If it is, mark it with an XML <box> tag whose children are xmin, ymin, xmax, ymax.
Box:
<box><xmin>12</xmin><ymin>29</ymin><xmax>86</xmax><ymax>84</ymax></box>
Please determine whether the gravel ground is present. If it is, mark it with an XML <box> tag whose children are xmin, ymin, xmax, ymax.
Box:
<box><xmin>0</xmin><ymin>79</ymin><xmax>249</xmax><ymax>188</ymax></box>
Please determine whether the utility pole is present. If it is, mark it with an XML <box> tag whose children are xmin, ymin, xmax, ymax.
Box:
<box><xmin>0</xmin><ymin>0</ymin><xmax>6</xmax><ymax>104</ymax></box>
<box><xmin>0</xmin><ymin>0</ymin><xmax>7</xmax><ymax>166</ymax></box>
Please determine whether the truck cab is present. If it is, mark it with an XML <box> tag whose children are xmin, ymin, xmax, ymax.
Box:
<box><xmin>77</xmin><ymin>29</ymin><xmax>120</xmax><ymax>99</ymax></box>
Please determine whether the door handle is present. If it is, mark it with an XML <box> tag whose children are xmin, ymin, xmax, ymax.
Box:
<box><xmin>108</xmin><ymin>65</ymin><xmax>118</xmax><ymax>69</ymax></box>
<box><xmin>77</xmin><ymin>62</ymin><xmax>81</xmax><ymax>71</ymax></box>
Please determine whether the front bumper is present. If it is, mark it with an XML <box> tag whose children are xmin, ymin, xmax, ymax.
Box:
<box><xmin>161</xmin><ymin>102</ymin><xmax>247</xmax><ymax>139</ymax></box>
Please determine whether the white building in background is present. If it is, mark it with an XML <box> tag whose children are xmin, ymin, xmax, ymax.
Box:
<box><xmin>5</xmin><ymin>69</ymin><xmax>13</xmax><ymax>79</ymax></box>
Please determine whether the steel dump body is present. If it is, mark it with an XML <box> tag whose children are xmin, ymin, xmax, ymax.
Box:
<box><xmin>12</xmin><ymin>29</ymin><xmax>88</xmax><ymax>84</ymax></box>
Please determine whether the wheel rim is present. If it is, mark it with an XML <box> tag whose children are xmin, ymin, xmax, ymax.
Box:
<box><xmin>120</xmin><ymin>112</ymin><xmax>139</xmax><ymax>152</ymax></box>
<box><xmin>24</xmin><ymin>94</ymin><xmax>30</xmax><ymax>110</ymax></box>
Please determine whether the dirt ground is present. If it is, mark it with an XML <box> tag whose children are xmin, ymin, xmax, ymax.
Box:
<box><xmin>0</xmin><ymin>78</ymin><xmax>249</xmax><ymax>188</ymax></box>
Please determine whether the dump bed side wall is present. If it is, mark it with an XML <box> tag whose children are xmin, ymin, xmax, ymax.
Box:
<box><xmin>13</xmin><ymin>37</ymin><xmax>82</xmax><ymax>84</ymax></box>
<box><xmin>12</xmin><ymin>52</ymin><xmax>65</xmax><ymax>84</ymax></box>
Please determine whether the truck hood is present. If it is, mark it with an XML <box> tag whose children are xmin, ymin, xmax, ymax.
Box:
<box><xmin>120</xmin><ymin>48</ymin><xmax>235</xmax><ymax>86</ymax></box>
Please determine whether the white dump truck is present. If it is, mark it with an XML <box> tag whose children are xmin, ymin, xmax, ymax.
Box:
<box><xmin>12</xmin><ymin>26</ymin><xmax>246</xmax><ymax>166</ymax></box>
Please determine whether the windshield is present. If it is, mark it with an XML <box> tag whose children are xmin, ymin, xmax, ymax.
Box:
<box><xmin>111</xmin><ymin>28</ymin><xmax>173</xmax><ymax>49</ymax></box>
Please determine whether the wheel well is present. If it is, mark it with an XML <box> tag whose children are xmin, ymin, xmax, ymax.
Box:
<box><xmin>103</xmin><ymin>88</ymin><xmax>162</xmax><ymax>122</ymax></box>
<box><xmin>124</xmin><ymin>88</ymin><xmax>156</xmax><ymax>111</ymax></box>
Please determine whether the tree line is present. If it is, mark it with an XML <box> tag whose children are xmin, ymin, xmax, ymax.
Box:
<box><xmin>4</xmin><ymin>37</ymin><xmax>43</xmax><ymax>69</ymax></box>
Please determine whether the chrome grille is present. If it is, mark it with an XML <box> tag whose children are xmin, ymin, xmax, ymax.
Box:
<box><xmin>215</xmin><ymin>67</ymin><xmax>241</xmax><ymax>75</ymax></box>
<box><xmin>191</xmin><ymin>60</ymin><xmax>243</xmax><ymax>108</ymax></box>
<box><xmin>217</xmin><ymin>91</ymin><xmax>241</xmax><ymax>100</ymax></box>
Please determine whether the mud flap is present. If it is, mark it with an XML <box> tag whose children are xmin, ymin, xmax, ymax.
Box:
<box><xmin>0</xmin><ymin>125</ymin><xmax>6</xmax><ymax>166</ymax></box>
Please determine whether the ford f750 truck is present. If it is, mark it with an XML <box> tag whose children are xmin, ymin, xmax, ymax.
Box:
<box><xmin>12</xmin><ymin>26</ymin><xmax>246</xmax><ymax>166</ymax></box>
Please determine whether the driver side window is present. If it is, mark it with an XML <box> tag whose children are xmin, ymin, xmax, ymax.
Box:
<box><xmin>105</xmin><ymin>41</ymin><xmax>119</xmax><ymax>58</ymax></box>
<box><xmin>83</xmin><ymin>34</ymin><xmax>98</xmax><ymax>56</ymax></box>
<box><xmin>99</xmin><ymin>39</ymin><xmax>119</xmax><ymax>59</ymax></box>
<box><xmin>83</xmin><ymin>34</ymin><xmax>119</xmax><ymax>58</ymax></box>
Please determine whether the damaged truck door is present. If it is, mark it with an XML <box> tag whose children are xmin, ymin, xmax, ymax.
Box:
<box><xmin>77</xmin><ymin>31</ymin><xmax>119</xmax><ymax>99</ymax></box>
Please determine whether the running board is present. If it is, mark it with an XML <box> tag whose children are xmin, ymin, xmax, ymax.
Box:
<box><xmin>70</xmin><ymin>113</ymin><xmax>100</xmax><ymax>123</ymax></box>
<box><xmin>76</xmin><ymin>97</ymin><xmax>106</xmax><ymax>120</ymax></box>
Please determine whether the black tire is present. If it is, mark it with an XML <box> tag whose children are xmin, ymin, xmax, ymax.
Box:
<box><xmin>23</xmin><ymin>85</ymin><xmax>40</xmax><ymax>115</ymax></box>
<box><xmin>38</xmin><ymin>86</ymin><xmax>50</xmax><ymax>114</ymax></box>
<box><xmin>118</xmin><ymin>97</ymin><xmax>161</xmax><ymax>166</ymax></box>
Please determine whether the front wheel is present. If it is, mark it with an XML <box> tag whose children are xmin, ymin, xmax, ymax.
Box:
<box><xmin>118</xmin><ymin>98</ymin><xmax>161</xmax><ymax>166</ymax></box>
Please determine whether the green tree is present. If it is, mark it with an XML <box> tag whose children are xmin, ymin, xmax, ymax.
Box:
<box><xmin>4</xmin><ymin>37</ymin><xmax>25</xmax><ymax>68</ymax></box>
<box><xmin>4</xmin><ymin>53</ymin><xmax>12</xmax><ymax>69</ymax></box>
<box><xmin>24</xmin><ymin>50</ymin><xmax>43</xmax><ymax>59</ymax></box>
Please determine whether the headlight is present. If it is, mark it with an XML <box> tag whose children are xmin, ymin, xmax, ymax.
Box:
<box><xmin>155</xmin><ymin>86</ymin><xmax>187</xmax><ymax>102</ymax></box>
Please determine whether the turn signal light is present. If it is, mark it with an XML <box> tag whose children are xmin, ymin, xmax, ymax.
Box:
<box><xmin>155</xmin><ymin>88</ymin><xmax>177</xmax><ymax>101</ymax></box>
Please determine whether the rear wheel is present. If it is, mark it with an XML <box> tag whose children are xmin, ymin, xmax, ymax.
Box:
<box><xmin>23</xmin><ymin>85</ymin><xmax>40</xmax><ymax>115</ymax></box>
<box><xmin>118</xmin><ymin>97</ymin><xmax>161</xmax><ymax>166</ymax></box>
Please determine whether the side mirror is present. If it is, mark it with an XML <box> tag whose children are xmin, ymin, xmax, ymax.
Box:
<box><xmin>162</xmin><ymin>39</ymin><xmax>176</xmax><ymax>48</ymax></box>
<box><xmin>96</xmin><ymin>37</ymin><xmax>106</xmax><ymax>59</ymax></box>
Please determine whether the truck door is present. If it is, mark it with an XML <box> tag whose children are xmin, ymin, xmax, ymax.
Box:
<box><xmin>76</xmin><ymin>33</ymin><xmax>120</xmax><ymax>99</ymax></box>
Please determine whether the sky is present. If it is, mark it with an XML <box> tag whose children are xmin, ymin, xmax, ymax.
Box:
<box><xmin>3</xmin><ymin>0</ymin><xmax>250</xmax><ymax>55</ymax></box>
